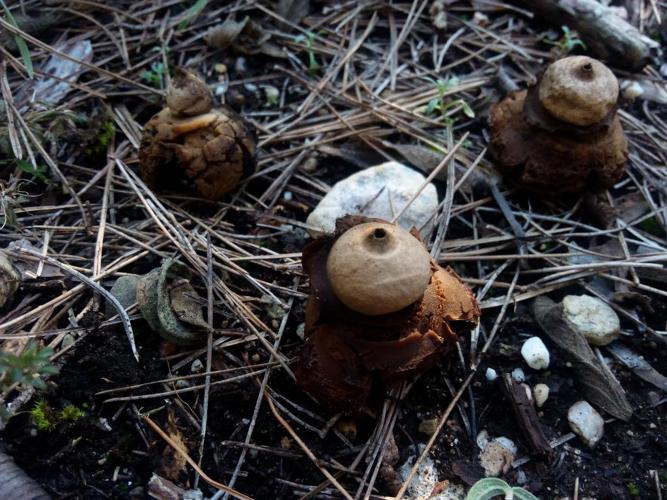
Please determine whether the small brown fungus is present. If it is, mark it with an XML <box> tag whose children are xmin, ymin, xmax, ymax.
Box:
<box><xmin>139</xmin><ymin>68</ymin><xmax>256</xmax><ymax>200</ymax></box>
<box><xmin>489</xmin><ymin>56</ymin><xmax>628</xmax><ymax>196</ymax></box>
<box><xmin>326</xmin><ymin>222</ymin><xmax>431</xmax><ymax>315</ymax></box>
<box><xmin>295</xmin><ymin>216</ymin><xmax>480</xmax><ymax>413</ymax></box>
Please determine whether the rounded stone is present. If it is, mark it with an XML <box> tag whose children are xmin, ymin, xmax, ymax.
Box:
<box><xmin>562</xmin><ymin>295</ymin><xmax>620</xmax><ymax>346</ymax></box>
<box><xmin>533</xmin><ymin>383</ymin><xmax>549</xmax><ymax>408</ymax></box>
<box><xmin>521</xmin><ymin>336</ymin><xmax>550</xmax><ymax>370</ymax></box>
<box><xmin>306</xmin><ymin>161</ymin><xmax>438</xmax><ymax>237</ymax></box>
<box><xmin>568</xmin><ymin>400</ymin><xmax>604</xmax><ymax>448</ymax></box>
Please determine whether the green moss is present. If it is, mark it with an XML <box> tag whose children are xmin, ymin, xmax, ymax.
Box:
<box><xmin>627</xmin><ymin>483</ymin><xmax>640</xmax><ymax>497</ymax></box>
<box><xmin>59</xmin><ymin>404</ymin><xmax>85</xmax><ymax>422</ymax></box>
<box><xmin>84</xmin><ymin>119</ymin><xmax>116</xmax><ymax>157</ymax></box>
<box><xmin>30</xmin><ymin>400</ymin><xmax>85</xmax><ymax>431</ymax></box>
<box><xmin>31</xmin><ymin>400</ymin><xmax>55</xmax><ymax>431</ymax></box>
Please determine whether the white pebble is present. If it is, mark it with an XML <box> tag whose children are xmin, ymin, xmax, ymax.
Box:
<box><xmin>479</xmin><ymin>438</ymin><xmax>516</xmax><ymax>477</ymax></box>
<box><xmin>476</xmin><ymin>430</ymin><xmax>489</xmax><ymax>450</ymax></box>
<box><xmin>399</xmin><ymin>446</ymin><xmax>439</xmax><ymax>499</ymax></box>
<box><xmin>562</xmin><ymin>295</ymin><xmax>620</xmax><ymax>346</ymax></box>
<box><xmin>485</xmin><ymin>367</ymin><xmax>498</xmax><ymax>382</ymax></box>
<box><xmin>568</xmin><ymin>401</ymin><xmax>604</xmax><ymax>448</ymax></box>
<box><xmin>494</xmin><ymin>436</ymin><xmax>517</xmax><ymax>455</ymax></box>
<box><xmin>533</xmin><ymin>383</ymin><xmax>549</xmax><ymax>408</ymax></box>
<box><xmin>511</xmin><ymin>368</ymin><xmax>525</xmax><ymax>383</ymax></box>
<box><xmin>521</xmin><ymin>336</ymin><xmax>550</xmax><ymax>370</ymax></box>
<box><xmin>306</xmin><ymin>161</ymin><xmax>438</xmax><ymax>237</ymax></box>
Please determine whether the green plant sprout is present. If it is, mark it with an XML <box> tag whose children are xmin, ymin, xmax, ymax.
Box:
<box><xmin>465</xmin><ymin>477</ymin><xmax>538</xmax><ymax>500</ymax></box>
<box><xmin>424</xmin><ymin>76</ymin><xmax>475</xmax><ymax>126</ymax></box>
<box><xmin>140</xmin><ymin>62</ymin><xmax>167</xmax><ymax>87</ymax></box>
<box><xmin>0</xmin><ymin>343</ymin><xmax>58</xmax><ymax>419</ymax></box>
<box><xmin>16</xmin><ymin>159</ymin><xmax>48</xmax><ymax>183</ymax></box>
<box><xmin>0</xmin><ymin>0</ymin><xmax>33</xmax><ymax>78</ymax></box>
<box><xmin>177</xmin><ymin>0</ymin><xmax>207</xmax><ymax>31</ymax></box>
<box><xmin>544</xmin><ymin>26</ymin><xmax>586</xmax><ymax>54</ymax></box>
<box><xmin>294</xmin><ymin>32</ymin><xmax>321</xmax><ymax>75</ymax></box>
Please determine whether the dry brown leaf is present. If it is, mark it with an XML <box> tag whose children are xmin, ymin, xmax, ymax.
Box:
<box><xmin>0</xmin><ymin>250</ymin><xmax>19</xmax><ymax>308</ymax></box>
<box><xmin>533</xmin><ymin>296</ymin><xmax>633</xmax><ymax>421</ymax></box>
<box><xmin>204</xmin><ymin>17</ymin><xmax>249</xmax><ymax>51</ymax></box>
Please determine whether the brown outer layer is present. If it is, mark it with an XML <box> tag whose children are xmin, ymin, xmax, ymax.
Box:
<box><xmin>138</xmin><ymin>106</ymin><xmax>256</xmax><ymax>201</ymax></box>
<box><xmin>295</xmin><ymin>216</ymin><xmax>480</xmax><ymax>413</ymax></box>
<box><xmin>489</xmin><ymin>90</ymin><xmax>628</xmax><ymax>196</ymax></box>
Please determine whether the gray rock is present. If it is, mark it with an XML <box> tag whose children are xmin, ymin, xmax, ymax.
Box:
<box><xmin>568</xmin><ymin>400</ymin><xmax>604</xmax><ymax>448</ymax></box>
<box><xmin>306</xmin><ymin>161</ymin><xmax>438</xmax><ymax>236</ymax></box>
<box><xmin>562</xmin><ymin>295</ymin><xmax>620</xmax><ymax>346</ymax></box>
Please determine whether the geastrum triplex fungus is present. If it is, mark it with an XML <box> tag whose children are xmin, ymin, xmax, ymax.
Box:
<box><xmin>489</xmin><ymin>56</ymin><xmax>628</xmax><ymax>197</ymax></box>
<box><xmin>295</xmin><ymin>216</ymin><xmax>480</xmax><ymax>413</ymax></box>
<box><xmin>139</xmin><ymin>68</ymin><xmax>256</xmax><ymax>200</ymax></box>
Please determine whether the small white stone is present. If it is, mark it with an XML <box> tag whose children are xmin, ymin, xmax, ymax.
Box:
<box><xmin>533</xmin><ymin>383</ymin><xmax>550</xmax><ymax>408</ymax></box>
<box><xmin>494</xmin><ymin>437</ymin><xmax>517</xmax><ymax>456</ymax></box>
<box><xmin>296</xmin><ymin>323</ymin><xmax>305</xmax><ymax>341</ymax></box>
<box><xmin>476</xmin><ymin>430</ymin><xmax>489</xmax><ymax>450</ymax></box>
<box><xmin>516</xmin><ymin>469</ymin><xmax>527</xmax><ymax>485</ymax></box>
<box><xmin>306</xmin><ymin>161</ymin><xmax>439</xmax><ymax>237</ymax></box>
<box><xmin>568</xmin><ymin>401</ymin><xmax>604</xmax><ymax>448</ymax></box>
<box><xmin>479</xmin><ymin>438</ymin><xmax>516</xmax><ymax>476</ymax></box>
<box><xmin>399</xmin><ymin>447</ymin><xmax>439</xmax><ymax>499</ymax></box>
<box><xmin>511</xmin><ymin>368</ymin><xmax>526</xmax><ymax>383</ymax></box>
<box><xmin>521</xmin><ymin>336</ymin><xmax>550</xmax><ymax>370</ymax></box>
<box><xmin>485</xmin><ymin>367</ymin><xmax>498</xmax><ymax>382</ymax></box>
<box><xmin>562</xmin><ymin>295</ymin><xmax>620</xmax><ymax>346</ymax></box>
<box><xmin>190</xmin><ymin>359</ymin><xmax>204</xmax><ymax>373</ymax></box>
<box><xmin>263</xmin><ymin>84</ymin><xmax>280</xmax><ymax>105</ymax></box>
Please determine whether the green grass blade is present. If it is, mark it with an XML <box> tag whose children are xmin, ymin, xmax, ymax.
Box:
<box><xmin>177</xmin><ymin>0</ymin><xmax>208</xmax><ymax>31</ymax></box>
<box><xmin>0</xmin><ymin>0</ymin><xmax>34</xmax><ymax>78</ymax></box>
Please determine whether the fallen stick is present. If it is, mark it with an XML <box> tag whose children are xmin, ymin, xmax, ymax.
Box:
<box><xmin>501</xmin><ymin>374</ymin><xmax>552</xmax><ymax>456</ymax></box>
<box><xmin>519</xmin><ymin>0</ymin><xmax>660</xmax><ymax>70</ymax></box>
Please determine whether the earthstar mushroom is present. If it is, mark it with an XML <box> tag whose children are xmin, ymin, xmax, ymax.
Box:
<box><xmin>489</xmin><ymin>56</ymin><xmax>628</xmax><ymax>196</ymax></box>
<box><xmin>326</xmin><ymin>222</ymin><xmax>432</xmax><ymax>315</ymax></box>
<box><xmin>139</xmin><ymin>68</ymin><xmax>256</xmax><ymax>200</ymax></box>
<box><xmin>295</xmin><ymin>216</ymin><xmax>480</xmax><ymax>412</ymax></box>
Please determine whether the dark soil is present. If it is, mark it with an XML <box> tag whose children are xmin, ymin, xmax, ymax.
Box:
<box><xmin>2</xmin><ymin>290</ymin><xmax>665</xmax><ymax>499</ymax></box>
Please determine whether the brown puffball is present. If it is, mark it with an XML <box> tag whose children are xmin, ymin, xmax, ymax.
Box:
<box><xmin>139</xmin><ymin>69</ymin><xmax>256</xmax><ymax>201</ymax></box>
<box><xmin>489</xmin><ymin>56</ymin><xmax>628</xmax><ymax>197</ymax></box>
<box><xmin>295</xmin><ymin>216</ymin><xmax>480</xmax><ymax>413</ymax></box>
<box><xmin>539</xmin><ymin>56</ymin><xmax>619</xmax><ymax>126</ymax></box>
<box><xmin>326</xmin><ymin>222</ymin><xmax>431</xmax><ymax>315</ymax></box>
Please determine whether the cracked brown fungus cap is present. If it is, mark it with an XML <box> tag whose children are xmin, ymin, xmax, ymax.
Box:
<box><xmin>139</xmin><ymin>68</ymin><xmax>256</xmax><ymax>200</ymax></box>
<box><xmin>489</xmin><ymin>56</ymin><xmax>628</xmax><ymax>196</ymax></box>
<box><xmin>295</xmin><ymin>216</ymin><xmax>480</xmax><ymax>413</ymax></box>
